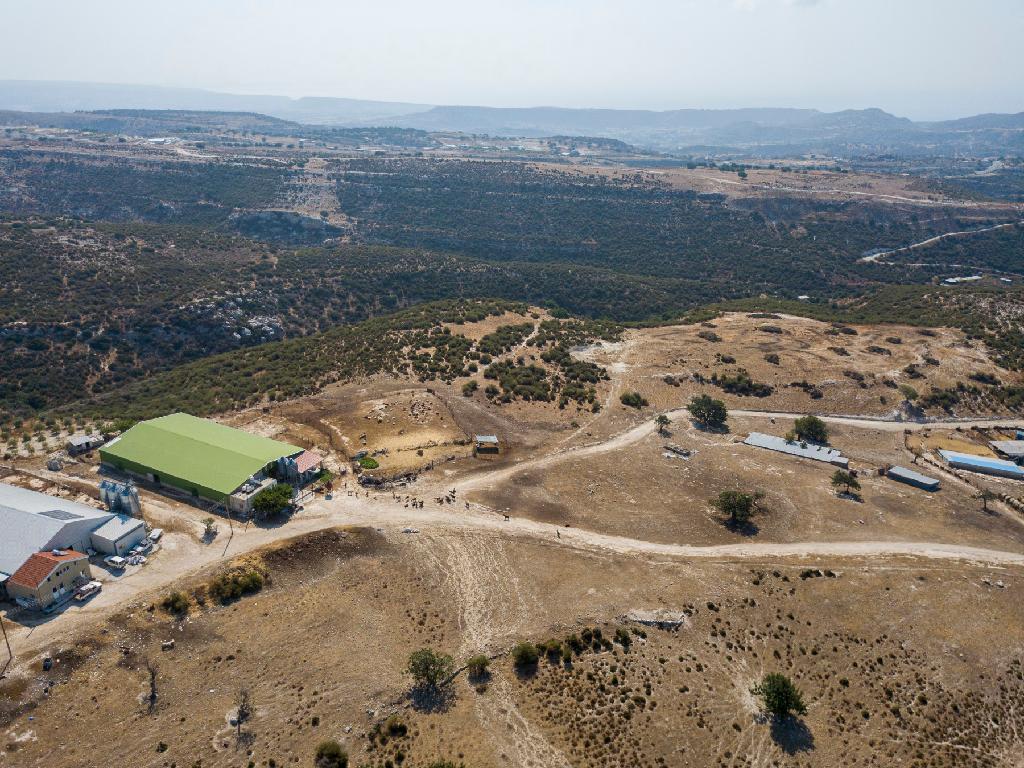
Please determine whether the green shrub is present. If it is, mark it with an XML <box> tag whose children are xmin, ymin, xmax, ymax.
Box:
<box><xmin>466</xmin><ymin>654</ymin><xmax>490</xmax><ymax>679</ymax></box>
<box><xmin>511</xmin><ymin>641</ymin><xmax>539</xmax><ymax>670</ymax></box>
<box><xmin>252</xmin><ymin>483</ymin><xmax>293</xmax><ymax>521</ymax></box>
<box><xmin>619</xmin><ymin>391</ymin><xmax>648</xmax><ymax>409</ymax></box>
<box><xmin>358</xmin><ymin>456</ymin><xmax>380</xmax><ymax>470</ymax></box>
<box><xmin>161</xmin><ymin>590</ymin><xmax>189</xmax><ymax>616</ymax></box>
<box><xmin>314</xmin><ymin>739</ymin><xmax>348</xmax><ymax>768</ymax></box>
<box><xmin>751</xmin><ymin>673</ymin><xmax>807</xmax><ymax>717</ymax></box>
<box><xmin>406</xmin><ymin>648</ymin><xmax>453</xmax><ymax>688</ymax></box>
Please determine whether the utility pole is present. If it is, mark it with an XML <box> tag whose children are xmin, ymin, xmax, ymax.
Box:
<box><xmin>0</xmin><ymin>613</ymin><xmax>12</xmax><ymax>679</ymax></box>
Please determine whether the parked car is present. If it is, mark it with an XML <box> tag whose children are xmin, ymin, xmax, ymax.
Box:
<box><xmin>148</xmin><ymin>528</ymin><xmax>163</xmax><ymax>542</ymax></box>
<box><xmin>74</xmin><ymin>581</ymin><xmax>102</xmax><ymax>601</ymax></box>
<box><xmin>103</xmin><ymin>555</ymin><xmax>127</xmax><ymax>569</ymax></box>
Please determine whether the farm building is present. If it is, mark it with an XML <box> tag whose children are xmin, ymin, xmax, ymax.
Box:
<box><xmin>5</xmin><ymin>549</ymin><xmax>91</xmax><ymax>611</ymax></box>
<box><xmin>938</xmin><ymin>450</ymin><xmax>1024</xmax><ymax>480</ymax></box>
<box><xmin>0</xmin><ymin>483</ymin><xmax>113</xmax><ymax>591</ymax></box>
<box><xmin>886</xmin><ymin>466</ymin><xmax>940</xmax><ymax>491</ymax></box>
<box><xmin>743</xmin><ymin>432</ymin><xmax>849</xmax><ymax>468</ymax></box>
<box><xmin>99</xmin><ymin>413</ymin><xmax>321</xmax><ymax>516</ymax></box>
<box><xmin>989</xmin><ymin>441</ymin><xmax>1024</xmax><ymax>463</ymax></box>
<box><xmin>474</xmin><ymin>435</ymin><xmax>500</xmax><ymax>454</ymax></box>
<box><xmin>89</xmin><ymin>514</ymin><xmax>147</xmax><ymax>556</ymax></box>
<box><xmin>66</xmin><ymin>433</ymin><xmax>105</xmax><ymax>455</ymax></box>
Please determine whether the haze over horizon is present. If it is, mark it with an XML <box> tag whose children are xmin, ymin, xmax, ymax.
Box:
<box><xmin>2</xmin><ymin>0</ymin><xmax>1022</xmax><ymax>121</ymax></box>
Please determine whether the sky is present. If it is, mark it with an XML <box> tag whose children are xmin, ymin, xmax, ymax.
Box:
<box><xmin>2</xmin><ymin>0</ymin><xmax>1022</xmax><ymax>119</ymax></box>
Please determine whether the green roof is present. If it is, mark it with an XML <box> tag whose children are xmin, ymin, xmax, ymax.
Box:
<box><xmin>100</xmin><ymin>413</ymin><xmax>301</xmax><ymax>497</ymax></box>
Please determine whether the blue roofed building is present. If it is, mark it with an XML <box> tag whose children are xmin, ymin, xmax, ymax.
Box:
<box><xmin>938</xmin><ymin>450</ymin><xmax>1024</xmax><ymax>480</ymax></box>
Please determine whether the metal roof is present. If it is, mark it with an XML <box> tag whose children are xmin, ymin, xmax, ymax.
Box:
<box><xmin>101</xmin><ymin>413</ymin><xmax>302</xmax><ymax>497</ymax></box>
<box><xmin>743</xmin><ymin>432</ymin><xmax>848</xmax><ymax>467</ymax></box>
<box><xmin>990</xmin><ymin>440</ymin><xmax>1024</xmax><ymax>458</ymax></box>
<box><xmin>0</xmin><ymin>483</ymin><xmax>110</xmax><ymax>579</ymax></box>
<box><xmin>939</xmin><ymin>450</ymin><xmax>1024</xmax><ymax>478</ymax></box>
<box><xmin>474</xmin><ymin>435</ymin><xmax>499</xmax><ymax>444</ymax></box>
<box><xmin>90</xmin><ymin>514</ymin><xmax>145</xmax><ymax>543</ymax></box>
<box><xmin>887</xmin><ymin>466</ymin><xmax>940</xmax><ymax>489</ymax></box>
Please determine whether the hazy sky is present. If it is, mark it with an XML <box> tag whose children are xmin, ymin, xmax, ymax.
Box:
<box><xmin>3</xmin><ymin>0</ymin><xmax>1022</xmax><ymax>119</ymax></box>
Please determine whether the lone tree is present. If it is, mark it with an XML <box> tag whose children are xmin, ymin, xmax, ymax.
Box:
<box><xmin>831</xmin><ymin>469</ymin><xmax>860</xmax><ymax>496</ymax></box>
<box><xmin>655</xmin><ymin>414</ymin><xmax>671</xmax><ymax>436</ymax></box>
<box><xmin>711</xmin><ymin>490</ymin><xmax>763</xmax><ymax>527</ymax></box>
<box><xmin>752</xmin><ymin>673</ymin><xmax>807</xmax><ymax>718</ymax></box>
<box><xmin>793</xmin><ymin>415</ymin><xmax>829</xmax><ymax>444</ymax></box>
<box><xmin>979</xmin><ymin>488</ymin><xmax>998</xmax><ymax>512</ymax></box>
<box><xmin>235</xmin><ymin>687</ymin><xmax>252</xmax><ymax>738</ymax></box>
<box><xmin>687</xmin><ymin>394</ymin><xmax>728</xmax><ymax>429</ymax></box>
<box><xmin>406</xmin><ymin>648</ymin><xmax>454</xmax><ymax>690</ymax></box>
<box><xmin>251</xmin><ymin>483</ymin><xmax>293</xmax><ymax>522</ymax></box>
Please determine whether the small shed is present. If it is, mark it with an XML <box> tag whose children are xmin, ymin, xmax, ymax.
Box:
<box><xmin>90</xmin><ymin>514</ymin><xmax>147</xmax><ymax>556</ymax></box>
<box><xmin>474</xmin><ymin>435</ymin><xmax>500</xmax><ymax>455</ymax></box>
<box><xmin>67</xmin><ymin>434</ymin><xmax>105</xmax><ymax>455</ymax></box>
<box><xmin>886</xmin><ymin>466</ymin><xmax>940</xmax><ymax>492</ymax></box>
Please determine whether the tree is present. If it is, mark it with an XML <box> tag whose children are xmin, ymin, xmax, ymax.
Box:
<box><xmin>711</xmin><ymin>490</ymin><xmax>757</xmax><ymax>525</ymax></box>
<box><xmin>620</xmin><ymin>391</ymin><xmax>648</xmax><ymax>409</ymax></box>
<box><xmin>979</xmin><ymin>488</ymin><xmax>998</xmax><ymax>512</ymax></box>
<box><xmin>406</xmin><ymin>648</ymin><xmax>454</xmax><ymax>689</ymax></box>
<box><xmin>251</xmin><ymin>483</ymin><xmax>293</xmax><ymax>522</ymax></box>
<box><xmin>898</xmin><ymin>384</ymin><xmax>919</xmax><ymax>402</ymax></box>
<box><xmin>831</xmin><ymin>469</ymin><xmax>860</xmax><ymax>495</ymax></box>
<box><xmin>202</xmin><ymin>517</ymin><xmax>218</xmax><ymax>539</ymax></box>
<box><xmin>314</xmin><ymin>739</ymin><xmax>348</xmax><ymax>768</ymax></box>
<box><xmin>687</xmin><ymin>394</ymin><xmax>727</xmax><ymax>429</ymax></box>
<box><xmin>655</xmin><ymin>414</ymin><xmax>671</xmax><ymax>436</ymax></box>
<box><xmin>235</xmin><ymin>687</ymin><xmax>252</xmax><ymax>737</ymax></box>
<box><xmin>793</xmin><ymin>415</ymin><xmax>829</xmax><ymax>444</ymax></box>
<box><xmin>752</xmin><ymin>673</ymin><xmax>807</xmax><ymax>717</ymax></box>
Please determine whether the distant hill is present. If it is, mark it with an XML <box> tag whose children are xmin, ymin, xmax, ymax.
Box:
<box><xmin>1</xmin><ymin>80</ymin><xmax>1021</xmax><ymax>156</ymax></box>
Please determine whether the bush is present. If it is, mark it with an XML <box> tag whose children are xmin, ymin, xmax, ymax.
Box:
<box><xmin>511</xmin><ymin>641</ymin><xmax>539</xmax><ymax>670</ymax></box>
<box><xmin>358</xmin><ymin>456</ymin><xmax>380</xmax><ymax>469</ymax></box>
<box><xmin>687</xmin><ymin>394</ymin><xmax>727</xmax><ymax>429</ymax></box>
<box><xmin>751</xmin><ymin>673</ymin><xmax>807</xmax><ymax>717</ymax></box>
<box><xmin>466</xmin><ymin>654</ymin><xmax>490</xmax><ymax>679</ymax></box>
<box><xmin>161</xmin><ymin>590</ymin><xmax>189</xmax><ymax>616</ymax></box>
<box><xmin>208</xmin><ymin>562</ymin><xmax>266</xmax><ymax>604</ymax></box>
<box><xmin>314</xmin><ymin>739</ymin><xmax>348</xmax><ymax>768</ymax></box>
<box><xmin>619</xmin><ymin>391</ymin><xmax>648</xmax><ymax>409</ymax></box>
<box><xmin>793</xmin><ymin>415</ymin><xmax>828</xmax><ymax>444</ymax></box>
<box><xmin>711</xmin><ymin>490</ymin><xmax>761</xmax><ymax>525</ymax></box>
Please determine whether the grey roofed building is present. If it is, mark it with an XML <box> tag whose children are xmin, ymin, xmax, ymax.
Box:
<box><xmin>743</xmin><ymin>432</ymin><xmax>849</xmax><ymax>469</ymax></box>
<box><xmin>90</xmin><ymin>514</ymin><xmax>147</xmax><ymax>557</ymax></box>
<box><xmin>887</xmin><ymin>466</ymin><xmax>940</xmax><ymax>491</ymax></box>
<box><xmin>0</xmin><ymin>483</ymin><xmax>114</xmax><ymax>584</ymax></box>
<box><xmin>989</xmin><ymin>440</ymin><xmax>1024</xmax><ymax>462</ymax></box>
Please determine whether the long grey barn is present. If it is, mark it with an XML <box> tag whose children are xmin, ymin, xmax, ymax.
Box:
<box><xmin>743</xmin><ymin>432</ymin><xmax>849</xmax><ymax>469</ymax></box>
<box><xmin>886</xmin><ymin>466</ymin><xmax>940</xmax><ymax>491</ymax></box>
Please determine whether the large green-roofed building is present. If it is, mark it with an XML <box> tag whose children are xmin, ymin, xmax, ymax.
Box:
<box><xmin>99</xmin><ymin>413</ymin><xmax>305</xmax><ymax>513</ymax></box>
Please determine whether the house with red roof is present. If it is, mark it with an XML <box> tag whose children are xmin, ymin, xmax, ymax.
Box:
<box><xmin>6</xmin><ymin>550</ymin><xmax>91</xmax><ymax>611</ymax></box>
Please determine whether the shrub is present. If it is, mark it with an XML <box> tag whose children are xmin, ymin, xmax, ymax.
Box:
<box><xmin>461</xmin><ymin>380</ymin><xmax>478</xmax><ymax>396</ymax></box>
<box><xmin>208</xmin><ymin>562</ymin><xmax>266</xmax><ymax>604</ymax></box>
<box><xmin>314</xmin><ymin>739</ymin><xmax>348</xmax><ymax>768</ymax></box>
<box><xmin>619</xmin><ymin>391</ymin><xmax>648</xmax><ymax>409</ymax></box>
<box><xmin>358</xmin><ymin>456</ymin><xmax>380</xmax><ymax>470</ymax></box>
<box><xmin>711</xmin><ymin>490</ymin><xmax>762</xmax><ymax>526</ymax></box>
<box><xmin>161</xmin><ymin>590</ymin><xmax>189</xmax><ymax>616</ymax></box>
<box><xmin>511</xmin><ymin>641</ymin><xmax>539</xmax><ymax>670</ymax></box>
<box><xmin>466</xmin><ymin>654</ymin><xmax>490</xmax><ymax>679</ymax></box>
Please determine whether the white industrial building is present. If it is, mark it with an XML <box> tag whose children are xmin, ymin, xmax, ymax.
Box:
<box><xmin>0</xmin><ymin>483</ymin><xmax>146</xmax><ymax>596</ymax></box>
<box><xmin>743</xmin><ymin>432</ymin><xmax>849</xmax><ymax>469</ymax></box>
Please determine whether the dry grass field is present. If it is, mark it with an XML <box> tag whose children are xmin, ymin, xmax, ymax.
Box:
<box><xmin>2</xmin><ymin>311</ymin><xmax>1023</xmax><ymax>768</ymax></box>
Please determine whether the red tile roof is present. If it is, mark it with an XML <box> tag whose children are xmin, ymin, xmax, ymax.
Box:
<box><xmin>9</xmin><ymin>550</ymin><xmax>87</xmax><ymax>590</ymax></box>
<box><xmin>293</xmin><ymin>450</ymin><xmax>323</xmax><ymax>474</ymax></box>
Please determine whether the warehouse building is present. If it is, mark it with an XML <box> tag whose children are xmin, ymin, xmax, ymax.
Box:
<box><xmin>100</xmin><ymin>413</ymin><xmax>321</xmax><ymax>516</ymax></box>
<box><xmin>0</xmin><ymin>483</ymin><xmax>144</xmax><ymax>601</ymax></box>
<box><xmin>939</xmin><ymin>450</ymin><xmax>1024</xmax><ymax>480</ymax></box>
<box><xmin>744</xmin><ymin>432</ymin><xmax>849</xmax><ymax>469</ymax></box>
<box><xmin>989</xmin><ymin>440</ymin><xmax>1024</xmax><ymax>463</ymax></box>
<box><xmin>886</xmin><ymin>466</ymin><xmax>941</xmax><ymax>492</ymax></box>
